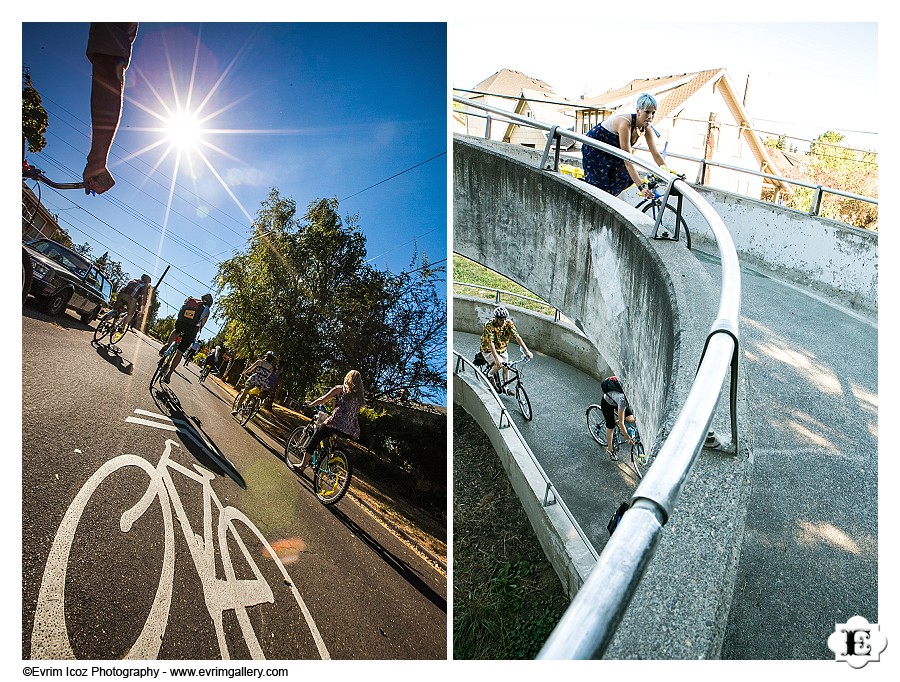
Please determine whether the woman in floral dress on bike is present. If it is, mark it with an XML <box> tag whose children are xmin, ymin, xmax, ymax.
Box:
<box><xmin>288</xmin><ymin>370</ymin><xmax>365</xmax><ymax>469</ymax></box>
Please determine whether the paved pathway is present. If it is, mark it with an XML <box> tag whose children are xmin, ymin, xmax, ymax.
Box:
<box><xmin>453</xmin><ymin>248</ymin><xmax>878</xmax><ymax>659</ymax></box>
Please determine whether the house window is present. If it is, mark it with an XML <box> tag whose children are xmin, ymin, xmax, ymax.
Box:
<box><xmin>693</xmin><ymin>133</ymin><xmax>705</xmax><ymax>149</ymax></box>
<box><xmin>736</xmin><ymin>180</ymin><xmax>750</xmax><ymax>195</ymax></box>
<box><xmin>734</xmin><ymin>140</ymin><xmax>744</xmax><ymax>158</ymax></box>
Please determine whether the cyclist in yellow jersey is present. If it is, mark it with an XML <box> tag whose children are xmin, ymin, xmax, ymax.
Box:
<box><xmin>480</xmin><ymin>306</ymin><xmax>533</xmax><ymax>394</ymax></box>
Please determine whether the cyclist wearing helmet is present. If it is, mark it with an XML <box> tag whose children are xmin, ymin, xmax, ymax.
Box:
<box><xmin>600</xmin><ymin>375</ymin><xmax>636</xmax><ymax>460</ymax></box>
<box><xmin>160</xmin><ymin>293</ymin><xmax>213</xmax><ymax>383</ymax></box>
<box><xmin>232</xmin><ymin>351</ymin><xmax>279</xmax><ymax>415</ymax></box>
<box><xmin>115</xmin><ymin>273</ymin><xmax>151</xmax><ymax>330</ymax></box>
<box><xmin>480</xmin><ymin>306</ymin><xmax>533</xmax><ymax>394</ymax></box>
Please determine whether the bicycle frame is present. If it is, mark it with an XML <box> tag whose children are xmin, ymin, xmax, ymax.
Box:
<box><xmin>638</xmin><ymin>177</ymin><xmax>689</xmax><ymax>245</ymax></box>
<box><xmin>482</xmin><ymin>352</ymin><xmax>529</xmax><ymax>392</ymax></box>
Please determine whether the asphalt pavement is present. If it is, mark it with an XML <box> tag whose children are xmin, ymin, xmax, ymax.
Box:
<box><xmin>453</xmin><ymin>248</ymin><xmax>878</xmax><ymax>660</ymax></box>
<box><xmin>22</xmin><ymin>305</ymin><xmax>447</xmax><ymax>660</ymax></box>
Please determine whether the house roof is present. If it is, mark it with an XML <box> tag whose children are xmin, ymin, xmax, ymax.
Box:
<box><xmin>471</xmin><ymin>68</ymin><xmax>556</xmax><ymax>98</ymax></box>
<box><xmin>581</xmin><ymin>69</ymin><xmax>724</xmax><ymax>119</ymax></box>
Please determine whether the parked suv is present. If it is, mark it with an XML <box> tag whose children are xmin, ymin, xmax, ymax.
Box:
<box><xmin>24</xmin><ymin>238</ymin><xmax>112</xmax><ymax>323</ymax></box>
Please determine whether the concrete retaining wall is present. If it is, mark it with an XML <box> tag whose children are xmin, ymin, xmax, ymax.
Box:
<box><xmin>453</xmin><ymin>368</ymin><xmax>596</xmax><ymax>597</ymax></box>
<box><xmin>680</xmin><ymin>185</ymin><xmax>877</xmax><ymax>315</ymax></box>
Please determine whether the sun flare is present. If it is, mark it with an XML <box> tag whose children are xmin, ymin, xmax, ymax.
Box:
<box><xmin>163</xmin><ymin>109</ymin><xmax>204</xmax><ymax>152</ymax></box>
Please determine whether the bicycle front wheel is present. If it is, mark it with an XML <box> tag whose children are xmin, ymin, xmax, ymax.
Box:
<box><xmin>641</xmin><ymin>201</ymin><xmax>691</xmax><ymax>249</ymax></box>
<box><xmin>631</xmin><ymin>442</ymin><xmax>653</xmax><ymax>479</ymax></box>
<box><xmin>516</xmin><ymin>383</ymin><xmax>532</xmax><ymax>421</ymax></box>
<box><xmin>93</xmin><ymin>310</ymin><xmax>116</xmax><ymax>344</ymax></box>
<box><xmin>240</xmin><ymin>396</ymin><xmax>259</xmax><ymax>426</ymax></box>
<box><xmin>313</xmin><ymin>450</ymin><xmax>353</xmax><ymax>505</ymax></box>
<box><xmin>284</xmin><ymin>427</ymin><xmax>311</xmax><ymax>472</ymax></box>
<box><xmin>585</xmin><ymin>405</ymin><xmax>607</xmax><ymax>446</ymax></box>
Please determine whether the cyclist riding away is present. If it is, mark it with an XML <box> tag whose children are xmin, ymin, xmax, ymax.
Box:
<box><xmin>232</xmin><ymin>351</ymin><xmax>279</xmax><ymax>415</ymax></box>
<box><xmin>480</xmin><ymin>306</ymin><xmax>533</xmax><ymax>394</ymax></box>
<box><xmin>288</xmin><ymin>370</ymin><xmax>365</xmax><ymax>470</ymax></box>
<box><xmin>159</xmin><ymin>293</ymin><xmax>213</xmax><ymax>384</ymax></box>
<box><xmin>203</xmin><ymin>344</ymin><xmax>224</xmax><ymax>376</ymax></box>
<box><xmin>601</xmin><ymin>375</ymin><xmax>636</xmax><ymax>460</ymax></box>
<box><xmin>114</xmin><ymin>273</ymin><xmax>150</xmax><ymax>331</ymax></box>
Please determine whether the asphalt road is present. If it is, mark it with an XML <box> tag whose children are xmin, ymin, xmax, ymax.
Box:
<box><xmin>453</xmin><ymin>249</ymin><xmax>878</xmax><ymax>660</ymax></box>
<box><xmin>22</xmin><ymin>305</ymin><xmax>446</xmax><ymax>661</ymax></box>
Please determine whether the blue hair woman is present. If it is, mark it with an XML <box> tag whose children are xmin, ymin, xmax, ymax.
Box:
<box><xmin>582</xmin><ymin>92</ymin><xmax>667</xmax><ymax>198</ymax></box>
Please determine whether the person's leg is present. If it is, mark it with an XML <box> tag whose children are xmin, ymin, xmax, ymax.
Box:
<box><xmin>601</xmin><ymin>401</ymin><xmax>617</xmax><ymax>458</ymax></box>
<box><xmin>306</xmin><ymin>425</ymin><xmax>337</xmax><ymax>456</ymax></box>
<box><xmin>159</xmin><ymin>327</ymin><xmax>178</xmax><ymax>356</ymax></box>
<box><xmin>164</xmin><ymin>330</ymin><xmax>191</xmax><ymax>381</ymax></box>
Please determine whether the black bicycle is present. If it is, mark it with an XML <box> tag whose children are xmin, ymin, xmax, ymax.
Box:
<box><xmin>634</xmin><ymin>176</ymin><xmax>691</xmax><ymax>249</ymax></box>
<box><xmin>92</xmin><ymin>301</ymin><xmax>132</xmax><ymax>347</ymax></box>
<box><xmin>151</xmin><ymin>333</ymin><xmax>182</xmax><ymax>390</ymax></box>
<box><xmin>480</xmin><ymin>351</ymin><xmax>532</xmax><ymax>421</ymax></box>
<box><xmin>585</xmin><ymin>405</ymin><xmax>652</xmax><ymax>478</ymax></box>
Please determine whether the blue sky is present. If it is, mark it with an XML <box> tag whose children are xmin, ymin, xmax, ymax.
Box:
<box><xmin>21</xmin><ymin>22</ymin><xmax>448</xmax><ymax>343</ymax></box>
<box><xmin>451</xmin><ymin>21</ymin><xmax>879</xmax><ymax>153</ymax></box>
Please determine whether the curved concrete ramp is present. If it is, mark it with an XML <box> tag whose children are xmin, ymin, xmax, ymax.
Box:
<box><xmin>453</xmin><ymin>134</ymin><xmax>877</xmax><ymax>659</ymax></box>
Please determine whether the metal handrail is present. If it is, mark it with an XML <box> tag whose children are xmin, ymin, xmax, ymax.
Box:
<box><xmin>453</xmin><ymin>95</ymin><xmax>877</xmax><ymax>216</ymax></box>
<box><xmin>453</xmin><ymin>351</ymin><xmax>599</xmax><ymax>562</ymax></box>
<box><xmin>454</xmin><ymin>95</ymin><xmax>742</xmax><ymax>659</ymax></box>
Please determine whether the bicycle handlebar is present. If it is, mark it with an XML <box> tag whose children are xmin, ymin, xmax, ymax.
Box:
<box><xmin>23</xmin><ymin>163</ymin><xmax>84</xmax><ymax>190</ymax></box>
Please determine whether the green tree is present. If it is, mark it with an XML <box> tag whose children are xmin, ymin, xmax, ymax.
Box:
<box><xmin>785</xmin><ymin>131</ymin><xmax>878</xmax><ymax>230</ymax></box>
<box><xmin>147</xmin><ymin>315</ymin><xmax>175</xmax><ymax>343</ymax></box>
<box><xmin>22</xmin><ymin>69</ymin><xmax>48</xmax><ymax>154</ymax></box>
<box><xmin>215</xmin><ymin>189</ymin><xmax>446</xmax><ymax>402</ymax></box>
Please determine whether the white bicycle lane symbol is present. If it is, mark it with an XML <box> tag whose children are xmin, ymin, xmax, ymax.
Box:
<box><xmin>31</xmin><ymin>409</ymin><xmax>330</xmax><ymax>660</ymax></box>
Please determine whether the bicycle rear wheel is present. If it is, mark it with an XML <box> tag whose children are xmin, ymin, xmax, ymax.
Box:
<box><xmin>585</xmin><ymin>405</ymin><xmax>607</xmax><ymax>446</ymax></box>
<box><xmin>284</xmin><ymin>426</ymin><xmax>312</xmax><ymax>472</ymax></box>
<box><xmin>313</xmin><ymin>449</ymin><xmax>352</xmax><ymax>505</ymax></box>
<box><xmin>93</xmin><ymin>310</ymin><xmax>116</xmax><ymax>344</ymax></box>
<box><xmin>109</xmin><ymin>317</ymin><xmax>129</xmax><ymax>344</ymax></box>
<box><xmin>516</xmin><ymin>383</ymin><xmax>532</xmax><ymax>421</ymax></box>
<box><xmin>642</xmin><ymin>201</ymin><xmax>691</xmax><ymax>249</ymax></box>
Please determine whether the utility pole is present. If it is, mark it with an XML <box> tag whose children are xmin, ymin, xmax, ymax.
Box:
<box><xmin>140</xmin><ymin>265</ymin><xmax>170</xmax><ymax>334</ymax></box>
<box><xmin>702</xmin><ymin>112</ymin><xmax>719</xmax><ymax>186</ymax></box>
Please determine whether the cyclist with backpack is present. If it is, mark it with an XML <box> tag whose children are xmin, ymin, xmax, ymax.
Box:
<box><xmin>158</xmin><ymin>293</ymin><xmax>213</xmax><ymax>384</ymax></box>
<box><xmin>115</xmin><ymin>273</ymin><xmax>151</xmax><ymax>330</ymax></box>
<box><xmin>600</xmin><ymin>375</ymin><xmax>636</xmax><ymax>460</ymax></box>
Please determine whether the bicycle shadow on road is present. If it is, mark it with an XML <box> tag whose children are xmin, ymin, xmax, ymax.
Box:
<box><xmin>91</xmin><ymin>341</ymin><xmax>134</xmax><ymax>375</ymax></box>
<box><xmin>148</xmin><ymin>384</ymin><xmax>247</xmax><ymax>489</ymax></box>
<box><xmin>325</xmin><ymin>504</ymin><xmax>447</xmax><ymax>613</ymax></box>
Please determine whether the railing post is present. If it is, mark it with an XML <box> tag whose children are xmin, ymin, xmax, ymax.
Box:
<box><xmin>809</xmin><ymin>185</ymin><xmax>824</xmax><ymax>216</ymax></box>
<box><xmin>540</xmin><ymin>126</ymin><xmax>561</xmax><ymax>172</ymax></box>
<box><xmin>485</xmin><ymin>114</ymin><xmax>492</xmax><ymax>140</ymax></box>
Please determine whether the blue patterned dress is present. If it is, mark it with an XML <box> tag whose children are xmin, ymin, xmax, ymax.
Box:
<box><xmin>582</xmin><ymin>114</ymin><xmax>637</xmax><ymax>196</ymax></box>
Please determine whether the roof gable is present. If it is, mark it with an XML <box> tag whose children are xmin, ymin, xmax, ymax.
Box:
<box><xmin>471</xmin><ymin>68</ymin><xmax>556</xmax><ymax>97</ymax></box>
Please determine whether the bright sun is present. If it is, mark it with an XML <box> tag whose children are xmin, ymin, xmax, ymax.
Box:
<box><xmin>164</xmin><ymin>110</ymin><xmax>204</xmax><ymax>151</ymax></box>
